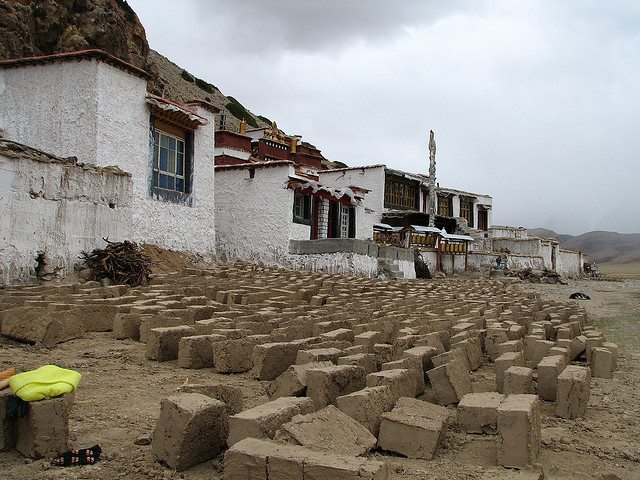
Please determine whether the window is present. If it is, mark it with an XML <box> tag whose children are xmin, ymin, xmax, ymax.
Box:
<box><xmin>460</xmin><ymin>198</ymin><xmax>474</xmax><ymax>227</ymax></box>
<box><xmin>293</xmin><ymin>193</ymin><xmax>313</xmax><ymax>225</ymax></box>
<box><xmin>153</xmin><ymin>130</ymin><xmax>186</xmax><ymax>193</ymax></box>
<box><xmin>437</xmin><ymin>194</ymin><xmax>452</xmax><ymax>217</ymax></box>
<box><xmin>384</xmin><ymin>176</ymin><xmax>418</xmax><ymax>209</ymax></box>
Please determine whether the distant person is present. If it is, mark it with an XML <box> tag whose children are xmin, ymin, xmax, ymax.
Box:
<box><xmin>496</xmin><ymin>255</ymin><xmax>502</xmax><ymax>270</ymax></box>
<box><xmin>591</xmin><ymin>261</ymin><xmax>599</xmax><ymax>278</ymax></box>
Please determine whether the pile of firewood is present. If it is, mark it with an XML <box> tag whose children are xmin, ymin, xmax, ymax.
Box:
<box><xmin>81</xmin><ymin>239</ymin><xmax>152</xmax><ymax>286</ymax></box>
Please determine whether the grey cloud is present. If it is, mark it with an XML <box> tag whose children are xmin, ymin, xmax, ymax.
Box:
<box><xmin>190</xmin><ymin>0</ymin><xmax>469</xmax><ymax>53</ymax></box>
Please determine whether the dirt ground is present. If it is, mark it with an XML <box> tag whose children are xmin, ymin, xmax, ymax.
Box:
<box><xmin>0</xmin><ymin>277</ymin><xmax>639</xmax><ymax>480</ymax></box>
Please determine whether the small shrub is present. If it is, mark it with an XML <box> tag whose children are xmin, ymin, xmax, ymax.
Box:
<box><xmin>195</xmin><ymin>77</ymin><xmax>217</xmax><ymax>94</ymax></box>
<box><xmin>225</xmin><ymin>97</ymin><xmax>258</xmax><ymax>127</ymax></box>
<box><xmin>181</xmin><ymin>70</ymin><xmax>195</xmax><ymax>82</ymax></box>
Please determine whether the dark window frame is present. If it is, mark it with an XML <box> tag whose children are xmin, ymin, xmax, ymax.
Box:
<box><xmin>149</xmin><ymin>116</ymin><xmax>194</xmax><ymax>206</ymax></box>
<box><xmin>293</xmin><ymin>192</ymin><xmax>313</xmax><ymax>225</ymax></box>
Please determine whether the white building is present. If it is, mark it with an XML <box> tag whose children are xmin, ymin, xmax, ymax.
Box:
<box><xmin>0</xmin><ymin>49</ymin><xmax>217</xmax><ymax>282</ymax></box>
<box><xmin>213</xmin><ymin>160</ymin><xmax>417</xmax><ymax>278</ymax></box>
<box><xmin>318</xmin><ymin>165</ymin><xmax>493</xmax><ymax>235</ymax></box>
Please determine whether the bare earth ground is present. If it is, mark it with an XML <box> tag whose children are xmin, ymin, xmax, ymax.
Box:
<box><xmin>0</xmin><ymin>277</ymin><xmax>639</xmax><ymax>480</ymax></box>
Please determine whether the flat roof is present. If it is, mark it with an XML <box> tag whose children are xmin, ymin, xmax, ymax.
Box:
<box><xmin>0</xmin><ymin>49</ymin><xmax>150</xmax><ymax>79</ymax></box>
<box><xmin>215</xmin><ymin>160</ymin><xmax>293</xmax><ymax>171</ymax></box>
<box><xmin>321</xmin><ymin>164</ymin><xmax>386</xmax><ymax>173</ymax></box>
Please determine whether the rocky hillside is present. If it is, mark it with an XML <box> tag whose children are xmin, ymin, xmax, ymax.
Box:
<box><xmin>530</xmin><ymin>228</ymin><xmax>640</xmax><ymax>264</ymax></box>
<box><xmin>147</xmin><ymin>49</ymin><xmax>269</xmax><ymax>133</ymax></box>
<box><xmin>0</xmin><ymin>0</ymin><xmax>148</xmax><ymax>69</ymax></box>
<box><xmin>0</xmin><ymin>0</ymin><xmax>337</xmax><ymax>161</ymax></box>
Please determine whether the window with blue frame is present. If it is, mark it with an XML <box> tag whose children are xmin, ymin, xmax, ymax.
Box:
<box><xmin>153</xmin><ymin>130</ymin><xmax>186</xmax><ymax>193</ymax></box>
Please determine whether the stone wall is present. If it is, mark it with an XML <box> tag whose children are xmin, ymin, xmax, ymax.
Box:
<box><xmin>0</xmin><ymin>142</ymin><xmax>131</xmax><ymax>284</ymax></box>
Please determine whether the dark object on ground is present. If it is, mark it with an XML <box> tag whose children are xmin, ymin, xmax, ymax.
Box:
<box><xmin>81</xmin><ymin>240</ymin><xmax>152</xmax><ymax>287</ymax></box>
<box><xmin>414</xmin><ymin>250</ymin><xmax>432</xmax><ymax>279</ymax></box>
<box><xmin>51</xmin><ymin>444</ymin><xmax>102</xmax><ymax>466</ymax></box>
<box><xmin>569</xmin><ymin>292</ymin><xmax>591</xmax><ymax>300</ymax></box>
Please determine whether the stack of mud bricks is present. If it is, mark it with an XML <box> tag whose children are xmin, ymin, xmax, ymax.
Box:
<box><xmin>0</xmin><ymin>391</ymin><xmax>74</xmax><ymax>459</ymax></box>
<box><xmin>1</xmin><ymin>264</ymin><xmax>621</xmax><ymax>476</ymax></box>
<box><xmin>458</xmin><ymin>392</ymin><xmax>541</xmax><ymax>467</ymax></box>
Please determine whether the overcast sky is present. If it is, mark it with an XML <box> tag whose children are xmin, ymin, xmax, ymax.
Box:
<box><xmin>128</xmin><ymin>0</ymin><xmax>640</xmax><ymax>235</ymax></box>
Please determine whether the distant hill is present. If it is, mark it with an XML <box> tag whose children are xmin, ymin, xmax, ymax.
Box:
<box><xmin>529</xmin><ymin>228</ymin><xmax>640</xmax><ymax>264</ymax></box>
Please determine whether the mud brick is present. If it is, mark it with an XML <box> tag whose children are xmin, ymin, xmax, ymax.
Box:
<box><xmin>556</xmin><ymin>366</ymin><xmax>591</xmax><ymax>419</ymax></box>
<box><xmin>401</xmin><ymin>346</ymin><xmax>438</xmax><ymax>371</ymax></box>
<box><xmin>585</xmin><ymin>336</ymin><xmax>605</xmax><ymax>363</ymax></box>
<box><xmin>569</xmin><ymin>335</ymin><xmax>587</xmax><ymax>361</ymax></box>
<box><xmin>432</xmin><ymin>348</ymin><xmax>470</xmax><ymax>372</ymax></box>
<box><xmin>306</xmin><ymin>365</ymin><xmax>366</xmax><ymax>410</ymax></box>
<box><xmin>414</xmin><ymin>332</ymin><xmax>447</xmax><ymax>354</ymax></box>
<box><xmin>0</xmin><ymin>390</ymin><xmax>17</xmax><ymax>451</ymax></box>
<box><xmin>275</xmin><ymin>405</ymin><xmax>376</xmax><ymax>456</ymax></box>
<box><xmin>485</xmin><ymin>329</ymin><xmax>509</xmax><ymax>361</ymax></box>
<box><xmin>140</xmin><ymin>316</ymin><xmax>192</xmax><ymax>343</ymax></box>
<box><xmin>524</xmin><ymin>338</ymin><xmax>554</xmax><ymax>367</ymax></box>
<box><xmin>213</xmin><ymin>336</ymin><xmax>262</xmax><ymax>373</ymax></box>
<box><xmin>393</xmin><ymin>334</ymin><xmax>421</xmax><ymax>354</ymax></box>
<box><xmin>177</xmin><ymin>334</ymin><xmax>224</xmax><ymax>369</ymax></box>
<box><xmin>497</xmin><ymin>394</ymin><xmax>541</xmax><ymax>468</ymax></box>
<box><xmin>537</xmin><ymin>355</ymin><xmax>566</xmax><ymax>401</ymax></box>
<box><xmin>146</xmin><ymin>325</ymin><xmax>195</xmax><ymax>361</ymax></box>
<box><xmin>427</xmin><ymin>361</ymin><xmax>472</xmax><ymax>405</ymax></box>
<box><xmin>548</xmin><ymin>346</ymin><xmax>569</xmax><ymax>360</ymax></box>
<box><xmin>251</xmin><ymin>342</ymin><xmax>300</xmax><ymax>381</ymax></box>
<box><xmin>378</xmin><ymin>397</ymin><xmax>453</xmax><ymax>460</ymax></box>
<box><xmin>338</xmin><ymin>353</ymin><xmax>377</xmax><ymax>375</ymax></box>
<box><xmin>336</xmin><ymin>386</ymin><xmax>395</xmax><ymax>436</ymax></box>
<box><xmin>372</xmin><ymin>343</ymin><xmax>395</xmax><ymax>367</ymax></box>
<box><xmin>496</xmin><ymin>339</ymin><xmax>524</xmax><ymax>356</ymax></box>
<box><xmin>342</xmin><ymin>345</ymin><xmax>367</xmax><ymax>355</ymax></box>
<box><xmin>1</xmin><ymin>307</ymin><xmax>85</xmax><ymax>347</ymax></box>
<box><xmin>16</xmin><ymin>394</ymin><xmax>74</xmax><ymax>459</ymax></box>
<box><xmin>267</xmin><ymin>361</ymin><xmax>333</xmax><ymax>399</ymax></box>
<box><xmin>74</xmin><ymin>304</ymin><xmax>119</xmax><ymax>331</ymax></box>
<box><xmin>503</xmin><ymin>366</ymin><xmax>534</xmax><ymax>395</ymax></box>
<box><xmin>458</xmin><ymin>392</ymin><xmax>505</xmax><ymax>434</ymax></box>
<box><xmin>591</xmin><ymin>347</ymin><xmax>614</xmax><ymax>379</ymax></box>
<box><xmin>603</xmin><ymin>342</ymin><xmax>618</xmax><ymax>371</ymax></box>
<box><xmin>354</xmin><ymin>331</ymin><xmax>383</xmax><ymax>352</ymax></box>
<box><xmin>366</xmin><ymin>369</ymin><xmax>416</xmax><ymax>401</ymax></box>
<box><xmin>113</xmin><ymin>312</ymin><xmax>143</xmax><ymax>340</ymax></box>
<box><xmin>495</xmin><ymin>352</ymin><xmax>525</xmax><ymax>393</ymax></box>
<box><xmin>178</xmin><ymin>383</ymin><xmax>244</xmax><ymax>414</ymax></box>
<box><xmin>151</xmin><ymin>393</ymin><xmax>228</xmax><ymax>471</ymax></box>
<box><xmin>457</xmin><ymin>337</ymin><xmax>484</xmax><ymax>371</ymax></box>
<box><xmin>319</xmin><ymin>328</ymin><xmax>354</xmax><ymax>343</ymax></box>
<box><xmin>227</xmin><ymin>397</ymin><xmax>313</xmax><ymax>446</ymax></box>
<box><xmin>382</xmin><ymin>357</ymin><xmax>425</xmax><ymax>396</ymax></box>
<box><xmin>312</xmin><ymin>320</ymin><xmax>351</xmax><ymax>336</ymax></box>
<box><xmin>223</xmin><ymin>438</ymin><xmax>388</xmax><ymax>480</ymax></box>
<box><xmin>296</xmin><ymin>347</ymin><xmax>342</xmax><ymax>365</ymax></box>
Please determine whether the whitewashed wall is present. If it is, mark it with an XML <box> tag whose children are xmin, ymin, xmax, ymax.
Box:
<box><xmin>556</xmin><ymin>248</ymin><xmax>582</xmax><ymax>277</ymax></box>
<box><xmin>289</xmin><ymin>252</ymin><xmax>379</xmax><ymax>277</ymax></box>
<box><xmin>0</xmin><ymin>61</ymin><xmax>101</xmax><ymax>163</ymax></box>
<box><xmin>0</xmin><ymin>148</ymin><xmax>131</xmax><ymax>284</ymax></box>
<box><xmin>0</xmin><ymin>59</ymin><xmax>216</xmax><ymax>255</ymax></box>
<box><xmin>319</xmin><ymin>166</ymin><xmax>385</xmax><ymax>240</ymax></box>
<box><xmin>215</xmin><ymin>164</ymin><xmax>308</xmax><ymax>264</ymax></box>
<box><xmin>467</xmin><ymin>252</ymin><xmax>545</xmax><ymax>271</ymax></box>
<box><xmin>489</xmin><ymin>238</ymin><xmax>544</xmax><ymax>256</ymax></box>
<box><xmin>489</xmin><ymin>226</ymin><xmax>528</xmax><ymax>238</ymax></box>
